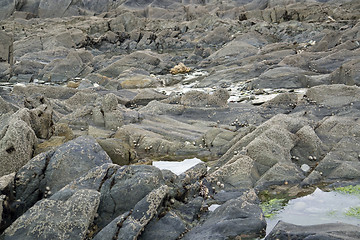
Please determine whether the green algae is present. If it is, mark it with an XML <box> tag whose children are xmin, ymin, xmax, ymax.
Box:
<box><xmin>345</xmin><ymin>206</ymin><xmax>360</xmax><ymax>218</ymax></box>
<box><xmin>260</xmin><ymin>198</ymin><xmax>286</xmax><ymax>218</ymax></box>
<box><xmin>334</xmin><ymin>185</ymin><xmax>360</xmax><ymax>196</ymax></box>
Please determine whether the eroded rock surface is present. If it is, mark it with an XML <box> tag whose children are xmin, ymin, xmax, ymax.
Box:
<box><xmin>1</xmin><ymin>0</ymin><xmax>360</xmax><ymax>239</ymax></box>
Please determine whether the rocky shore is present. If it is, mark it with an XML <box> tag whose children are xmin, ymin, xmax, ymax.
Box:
<box><xmin>1</xmin><ymin>0</ymin><xmax>360</xmax><ymax>239</ymax></box>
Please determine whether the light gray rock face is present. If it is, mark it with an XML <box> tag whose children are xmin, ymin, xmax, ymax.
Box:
<box><xmin>0</xmin><ymin>31</ymin><xmax>13</xmax><ymax>65</ymax></box>
<box><xmin>0</xmin><ymin>110</ymin><xmax>37</xmax><ymax>177</ymax></box>
<box><xmin>3</xmin><ymin>189</ymin><xmax>101</xmax><ymax>240</ymax></box>
<box><xmin>0</xmin><ymin>0</ymin><xmax>15</xmax><ymax>20</ymax></box>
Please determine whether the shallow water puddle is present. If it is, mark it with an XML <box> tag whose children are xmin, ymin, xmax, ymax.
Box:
<box><xmin>265</xmin><ymin>188</ymin><xmax>360</xmax><ymax>235</ymax></box>
<box><xmin>152</xmin><ymin>157</ymin><xmax>203</xmax><ymax>175</ymax></box>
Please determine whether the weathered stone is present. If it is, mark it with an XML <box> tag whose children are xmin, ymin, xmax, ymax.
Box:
<box><xmin>3</xmin><ymin>189</ymin><xmax>101</xmax><ymax>240</ymax></box>
<box><xmin>209</xmin><ymin>155</ymin><xmax>260</xmax><ymax>190</ymax></box>
<box><xmin>99</xmin><ymin>51</ymin><xmax>164</xmax><ymax>78</ymax></box>
<box><xmin>0</xmin><ymin>31</ymin><xmax>13</xmax><ymax>64</ymax></box>
<box><xmin>12</xmin><ymin>84</ymin><xmax>77</xmax><ymax>100</ymax></box>
<box><xmin>95</xmin><ymin>165</ymin><xmax>165</xmax><ymax>228</ymax></box>
<box><xmin>43</xmin><ymin>135</ymin><xmax>112</xmax><ymax>194</ymax></box>
<box><xmin>0</xmin><ymin>110</ymin><xmax>37</xmax><ymax>177</ymax></box>
<box><xmin>139</xmin><ymin>211</ymin><xmax>186</xmax><ymax>240</ymax></box>
<box><xmin>97</xmin><ymin>138</ymin><xmax>135</xmax><ymax>166</ymax></box>
<box><xmin>116</xmin><ymin>185</ymin><xmax>169</xmax><ymax>240</ymax></box>
<box><xmin>183</xmin><ymin>189</ymin><xmax>266</xmax><ymax>240</ymax></box>
<box><xmin>306</xmin><ymin>84</ymin><xmax>360</xmax><ymax>108</ymax></box>
<box><xmin>255</xmin><ymin>162</ymin><xmax>305</xmax><ymax>190</ymax></box>
<box><xmin>139</xmin><ymin>100</ymin><xmax>185</xmax><ymax>115</ymax></box>
<box><xmin>290</xmin><ymin>125</ymin><xmax>327</xmax><ymax>167</ymax></box>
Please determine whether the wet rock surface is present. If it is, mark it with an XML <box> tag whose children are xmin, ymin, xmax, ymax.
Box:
<box><xmin>1</xmin><ymin>0</ymin><xmax>360</xmax><ymax>239</ymax></box>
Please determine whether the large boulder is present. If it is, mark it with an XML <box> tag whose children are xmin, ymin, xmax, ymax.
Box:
<box><xmin>14</xmin><ymin>136</ymin><xmax>112</xmax><ymax>217</ymax></box>
<box><xmin>183</xmin><ymin>189</ymin><xmax>266</xmax><ymax>240</ymax></box>
<box><xmin>42</xmin><ymin>136</ymin><xmax>112</xmax><ymax>193</ymax></box>
<box><xmin>95</xmin><ymin>165</ymin><xmax>165</xmax><ymax>228</ymax></box>
<box><xmin>99</xmin><ymin>50</ymin><xmax>165</xmax><ymax>78</ymax></box>
<box><xmin>0</xmin><ymin>110</ymin><xmax>37</xmax><ymax>177</ymax></box>
<box><xmin>2</xmin><ymin>189</ymin><xmax>101</xmax><ymax>240</ymax></box>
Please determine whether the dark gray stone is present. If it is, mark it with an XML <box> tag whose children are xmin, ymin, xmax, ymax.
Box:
<box><xmin>116</xmin><ymin>185</ymin><xmax>169</xmax><ymax>240</ymax></box>
<box><xmin>95</xmin><ymin>165</ymin><xmax>165</xmax><ymax>228</ymax></box>
<box><xmin>43</xmin><ymin>135</ymin><xmax>112</xmax><ymax>194</ymax></box>
<box><xmin>265</xmin><ymin>221</ymin><xmax>360</xmax><ymax>240</ymax></box>
<box><xmin>183</xmin><ymin>190</ymin><xmax>266</xmax><ymax>240</ymax></box>
<box><xmin>139</xmin><ymin>210</ymin><xmax>186</xmax><ymax>240</ymax></box>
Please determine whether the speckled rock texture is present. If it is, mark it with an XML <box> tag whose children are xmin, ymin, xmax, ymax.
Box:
<box><xmin>1</xmin><ymin>0</ymin><xmax>360</xmax><ymax>239</ymax></box>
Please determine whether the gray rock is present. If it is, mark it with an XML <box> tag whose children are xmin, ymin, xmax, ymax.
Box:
<box><xmin>2</xmin><ymin>189</ymin><xmax>100</xmax><ymax>240</ymax></box>
<box><xmin>97</xmin><ymin>138</ymin><xmax>135</xmax><ymax>166</ymax></box>
<box><xmin>208</xmin><ymin>39</ymin><xmax>258</xmax><ymax>61</ymax></box>
<box><xmin>64</xmin><ymin>91</ymin><xmax>98</xmax><ymax>109</ymax></box>
<box><xmin>139</xmin><ymin>211</ymin><xmax>186</xmax><ymax>240</ymax></box>
<box><xmin>0</xmin><ymin>96</ymin><xmax>17</xmax><ymax>115</ymax></box>
<box><xmin>0</xmin><ymin>110</ymin><xmax>37</xmax><ymax>177</ymax></box>
<box><xmin>0</xmin><ymin>31</ymin><xmax>13</xmax><ymax>64</ymax></box>
<box><xmin>306</xmin><ymin>84</ymin><xmax>360</xmax><ymax>108</ymax></box>
<box><xmin>180</xmin><ymin>89</ymin><xmax>229</xmax><ymax>107</ymax></box>
<box><xmin>14</xmin><ymin>150</ymin><xmax>55</xmax><ymax>215</ymax></box>
<box><xmin>93</xmin><ymin>211</ymin><xmax>131</xmax><ymax>240</ymax></box>
<box><xmin>330</xmin><ymin>59</ymin><xmax>360</xmax><ymax>86</ymax></box>
<box><xmin>183</xmin><ymin>189</ymin><xmax>266</xmax><ymax>240</ymax></box>
<box><xmin>0</xmin><ymin>62</ymin><xmax>11</xmax><ymax>81</ymax></box>
<box><xmin>116</xmin><ymin>185</ymin><xmax>169</xmax><ymax>240</ymax></box>
<box><xmin>99</xmin><ymin>50</ymin><xmax>164</xmax><ymax>78</ymax></box>
<box><xmin>38</xmin><ymin>0</ymin><xmax>78</xmax><ymax>18</ymax></box>
<box><xmin>28</xmin><ymin>104</ymin><xmax>54</xmax><ymax>139</ymax></box>
<box><xmin>310</xmin><ymin>49</ymin><xmax>360</xmax><ymax>74</ymax></box>
<box><xmin>12</xmin><ymin>84</ymin><xmax>77</xmax><ymax>100</ymax></box>
<box><xmin>265</xmin><ymin>221</ymin><xmax>360</xmax><ymax>240</ymax></box>
<box><xmin>174</xmin><ymin>197</ymin><xmax>203</xmax><ymax>224</ymax></box>
<box><xmin>0</xmin><ymin>0</ymin><xmax>15</xmax><ymax>20</ymax></box>
<box><xmin>0</xmin><ymin>173</ymin><xmax>15</xmax><ymax>226</ymax></box>
<box><xmin>209</xmin><ymin>155</ymin><xmax>260</xmax><ymax>190</ymax></box>
<box><xmin>95</xmin><ymin>165</ymin><xmax>165</xmax><ymax>228</ymax></box>
<box><xmin>41</xmin><ymin>50</ymin><xmax>93</xmax><ymax>83</ymax></box>
<box><xmin>139</xmin><ymin>100</ymin><xmax>185</xmax><ymax>115</ymax></box>
<box><xmin>101</xmin><ymin>93</ymin><xmax>119</xmax><ymax>112</ymax></box>
<box><xmin>130</xmin><ymin>89</ymin><xmax>168</xmax><ymax>106</ymax></box>
<box><xmin>14</xmin><ymin>136</ymin><xmax>111</xmax><ymax>217</ymax></box>
<box><xmin>255</xmin><ymin>162</ymin><xmax>305</xmax><ymax>190</ymax></box>
<box><xmin>44</xmin><ymin>135</ymin><xmax>112</xmax><ymax>194</ymax></box>
<box><xmin>290</xmin><ymin>125</ymin><xmax>327</xmax><ymax>167</ymax></box>
<box><xmin>250</xmin><ymin>66</ymin><xmax>314</xmax><ymax>89</ymax></box>
<box><xmin>246</xmin><ymin>125</ymin><xmax>296</xmax><ymax>175</ymax></box>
